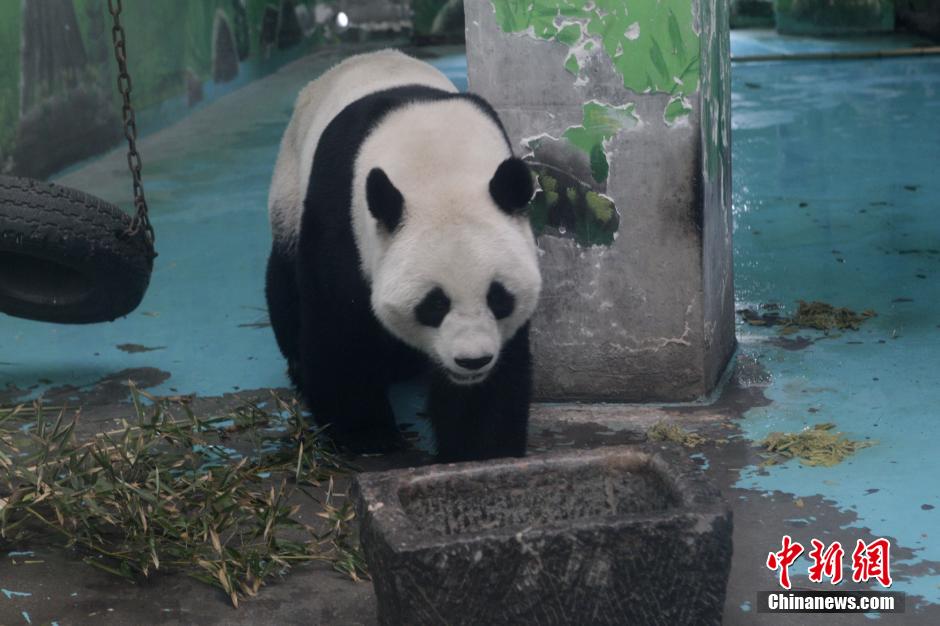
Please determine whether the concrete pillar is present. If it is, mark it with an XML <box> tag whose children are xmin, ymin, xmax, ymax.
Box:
<box><xmin>466</xmin><ymin>0</ymin><xmax>734</xmax><ymax>402</ymax></box>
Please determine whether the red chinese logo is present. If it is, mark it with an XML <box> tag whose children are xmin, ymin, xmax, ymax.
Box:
<box><xmin>766</xmin><ymin>535</ymin><xmax>804</xmax><ymax>590</ymax></box>
<box><xmin>807</xmin><ymin>539</ymin><xmax>845</xmax><ymax>584</ymax></box>
<box><xmin>766</xmin><ymin>536</ymin><xmax>893</xmax><ymax>589</ymax></box>
<box><xmin>851</xmin><ymin>538</ymin><xmax>893</xmax><ymax>588</ymax></box>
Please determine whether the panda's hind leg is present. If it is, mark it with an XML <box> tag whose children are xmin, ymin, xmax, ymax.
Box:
<box><xmin>265</xmin><ymin>243</ymin><xmax>303</xmax><ymax>387</ymax></box>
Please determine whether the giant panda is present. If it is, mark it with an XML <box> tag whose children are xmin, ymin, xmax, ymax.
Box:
<box><xmin>265</xmin><ymin>50</ymin><xmax>541</xmax><ymax>462</ymax></box>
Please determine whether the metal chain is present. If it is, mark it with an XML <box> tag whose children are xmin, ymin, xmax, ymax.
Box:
<box><xmin>107</xmin><ymin>0</ymin><xmax>155</xmax><ymax>249</ymax></box>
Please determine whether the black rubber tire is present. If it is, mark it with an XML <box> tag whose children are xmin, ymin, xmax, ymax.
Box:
<box><xmin>0</xmin><ymin>176</ymin><xmax>154</xmax><ymax>324</ymax></box>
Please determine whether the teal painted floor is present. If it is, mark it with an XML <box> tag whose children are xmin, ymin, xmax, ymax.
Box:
<box><xmin>730</xmin><ymin>31</ymin><xmax>940</xmax><ymax>606</ymax></box>
<box><xmin>732</xmin><ymin>27</ymin><xmax>935</xmax><ymax>57</ymax></box>
<box><xmin>1</xmin><ymin>48</ymin><xmax>466</xmax><ymax>409</ymax></box>
<box><xmin>1</xmin><ymin>31</ymin><xmax>939</xmax><ymax>616</ymax></box>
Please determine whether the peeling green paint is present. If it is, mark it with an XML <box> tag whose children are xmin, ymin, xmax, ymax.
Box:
<box><xmin>664</xmin><ymin>95</ymin><xmax>693</xmax><ymax>126</ymax></box>
<box><xmin>564</xmin><ymin>53</ymin><xmax>581</xmax><ymax>76</ymax></box>
<box><xmin>562</xmin><ymin>101</ymin><xmax>638</xmax><ymax>183</ymax></box>
<box><xmin>490</xmin><ymin>0</ymin><xmax>700</xmax><ymax>97</ymax></box>
<box><xmin>700</xmin><ymin>0</ymin><xmax>731</xmax><ymax>181</ymax></box>
<box><xmin>555</xmin><ymin>22</ymin><xmax>582</xmax><ymax>46</ymax></box>
<box><xmin>528</xmin><ymin>167</ymin><xmax>620</xmax><ymax>247</ymax></box>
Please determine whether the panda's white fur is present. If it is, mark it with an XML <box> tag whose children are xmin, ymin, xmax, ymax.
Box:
<box><xmin>268</xmin><ymin>49</ymin><xmax>455</xmax><ymax>250</ymax></box>
<box><xmin>356</xmin><ymin>100</ymin><xmax>541</xmax><ymax>382</ymax></box>
<box><xmin>265</xmin><ymin>50</ymin><xmax>541</xmax><ymax>459</ymax></box>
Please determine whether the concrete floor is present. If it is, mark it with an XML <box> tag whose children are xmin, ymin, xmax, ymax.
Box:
<box><xmin>2</xmin><ymin>32</ymin><xmax>940</xmax><ymax>624</ymax></box>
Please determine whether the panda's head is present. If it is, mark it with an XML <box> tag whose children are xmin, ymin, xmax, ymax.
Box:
<box><xmin>365</xmin><ymin>156</ymin><xmax>541</xmax><ymax>386</ymax></box>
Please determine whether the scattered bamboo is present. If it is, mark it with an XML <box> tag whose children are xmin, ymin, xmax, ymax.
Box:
<box><xmin>759</xmin><ymin>423</ymin><xmax>876</xmax><ymax>467</ymax></box>
<box><xmin>647</xmin><ymin>422</ymin><xmax>706</xmax><ymax>448</ymax></box>
<box><xmin>0</xmin><ymin>386</ymin><xmax>366</xmax><ymax>607</ymax></box>
<box><xmin>739</xmin><ymin>300</ymin><xmax>876</xmax><ymax>335</ymax></box>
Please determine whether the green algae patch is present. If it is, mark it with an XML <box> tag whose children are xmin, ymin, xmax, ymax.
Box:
<box><xmin>563</xmin><ymin>102</ymin><xmax>638</xmax><ymax>183</ymax></box>
<box><xmin>648</xmin><ymin>422</ymin><xmax>706</xmax><ymax>448</ymax></box>
<box><xmin>760</xmin><ymin>423</ymin><xmax>876</xmax><ymax>467</ymax></box>
<box><xmin>739</xmin><ymin>301</ymin><xmax>877</xmax><ymax>334</ymax></box>
<box><xmin>490</xmin><ymin>0</ymin><xmax>701</xmax><ymax>98</ymax></box>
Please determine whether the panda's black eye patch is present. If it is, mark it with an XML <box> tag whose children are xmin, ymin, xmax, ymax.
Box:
<box><xmin>415</xmin><ymin>287</ymin><xmax>451</xmax><ymax>328</ymax></box>
<box><xmin>487</xmin><ymin>281</ymin><xmax>515</xmax><ymax>320</ymax></box>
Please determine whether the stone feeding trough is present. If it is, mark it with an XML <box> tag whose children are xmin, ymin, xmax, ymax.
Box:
<box><xmin>353</xmin><ymin>444</ymin><xmax>733</xmax><ymax>625</ymax></box>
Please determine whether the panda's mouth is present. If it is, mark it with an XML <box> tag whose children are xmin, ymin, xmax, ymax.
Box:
<box><xmin>446</xmin><ymin>370</ymin><xmax>488</xmax><ymax>386</ymax></box>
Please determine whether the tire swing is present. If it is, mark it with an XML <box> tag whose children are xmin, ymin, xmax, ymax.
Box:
<box><xmin>0</xmin><ymin>0</ymin><xmax>155</xmax><ymax>324</ymax></box>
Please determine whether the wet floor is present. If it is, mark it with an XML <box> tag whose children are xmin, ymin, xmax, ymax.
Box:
<box><xmin>1</xmin><ymin>31</ymin><xmax>939</xmax><ymax>623</ymax></box>
<box><xmin>731</xmin><ymin>30</ymin><xmax>940</xmax><ymax>606</ymax></box>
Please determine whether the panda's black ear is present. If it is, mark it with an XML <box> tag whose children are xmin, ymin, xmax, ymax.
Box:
<box><xmin>489</xmin><ymin>158</ymin><xmax>534</xmax><ymax>214</ymax></box>
<box><xmin>366</xmin><ymin>168</ymin><xmax>404</xmax><ymax>232</ymax></box>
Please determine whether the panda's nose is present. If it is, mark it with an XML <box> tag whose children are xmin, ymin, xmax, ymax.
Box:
<box><xmin>455</xmin><ymin>355</ymin><xmax>493</xmax><ymax>371</ymax></box>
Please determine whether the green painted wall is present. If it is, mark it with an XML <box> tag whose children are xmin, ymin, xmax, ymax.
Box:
<box><xmin>0</xmin><ymin>4</ymin><xmax>21</xmax><ymax>169</ymax></box>
<box><xmin>490</xmin><ymin>0</ymin><xmax>701</xmax><ymax>164</ymax></box>
<box><xmin>69</xmin><ymin>0</ymin><xmax>338</xmax><ymax>111</ymax></box>
<box><xmin>2</xmin><ymin>0</ymin><xmax>342</xmax><ymax>177</ymax></box>
<box><xmin>490</xmin><ymin>0</ymin><xmax>700</xmax><ymax>98</ymax></box>
<box><xmin>487</xmin><ymin>0</ymin><xmax>705</xmax><ymax>245</ymax></box>
<box><xmin>702</xmin><ymin>0</ymin><xmax>731</xmax><ymax>183</ymax></box>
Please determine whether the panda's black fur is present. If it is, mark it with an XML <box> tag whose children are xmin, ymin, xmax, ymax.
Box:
<box><xmin>265</xmin><ymin>85</ymin><xmax>533</xmax><ymax>461</ymax></box>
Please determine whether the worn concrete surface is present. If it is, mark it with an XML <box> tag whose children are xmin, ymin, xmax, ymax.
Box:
<box><xmin>356</xmin><ymin>445</ymin><xmax>732</xmax><ymax>625</ymax></box>
<box><xmin>465</xmin><ymin>1</ymin><xmax>736</xmax><ymax>403</ymax></box>
<box><xmin>4</xmin><ymin>357</ymin><xmax>939</xmax><ymax>624</ymax></box>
